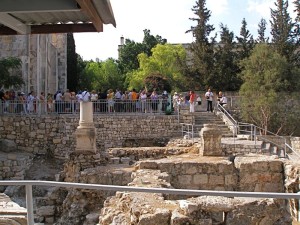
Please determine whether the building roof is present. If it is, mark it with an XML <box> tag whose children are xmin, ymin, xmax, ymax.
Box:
<box><xmin>0</xmin><ymin>0</ymin><xmax>116</xmax><ymax>35</ymax></box>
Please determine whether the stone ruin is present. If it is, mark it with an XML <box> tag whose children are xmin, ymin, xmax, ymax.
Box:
<box><xmin>1</xmin><ymin>105</ymin><xmax>300</xmax><ymax>225</ymax></box>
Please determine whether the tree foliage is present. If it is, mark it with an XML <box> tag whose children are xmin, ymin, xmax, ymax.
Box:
<box><xmin>0</xmin><ymin>57</ymin><xmax>24</xmax><ymax>89</ymax></box>
<box><xmin>213</xmin><ymin>24</ymin><xmax>241</xmax><ymax>91</ymax></box>
<box><xmin>125</xmin><ymin>44</ymin><xmax>187</xmax><ymax>91</ymax></box>
<box><xmin>236</xmin><ymin>18</ymin><xmax>255</xmax><ymax>60</ymax></box>
<box><xmin>270</xmin><ymin>0</ymin><xmax>295</xmax><ymax>61</ymax></box>
<box><xmin>84</xmin><ymin>58</ymin><xmax>123</xmax><ymax>92</ymax></box>
<box><xmin>67</xmin><ymin>33</ymin><xmax>78</xmax><ymax>91</ymax></box>
<box><xmin>76</xmin><ymin>54</ymin><xmax>89</xmax><ymax>91</ymax></box>
<box><xmin>187</xmin><ymin>0</ymin><xmax>216</xmax><ymax>88</ymax></box>
<box><xmin>239</xmin><ymin>44</ymin><xmax>300</xmax><ymax>134</ymax></box>
<box><xmin>144</xmin><ymin>73</ymin><xmax>171</xmax><ymax>93</ymax></box>
<box><xmin>257</xmin><ymin>18</ymin><xmax>269</xmax><ymax>43</ymax></box>
<box><xmin>118</xmin><ymin>29</ymin><xmax>167</xmax><ymax>75</ymax></box>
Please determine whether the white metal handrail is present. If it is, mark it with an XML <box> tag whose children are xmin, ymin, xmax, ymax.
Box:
<box><xmin>215</xmin><ymin>105</ymin><xmax>299</xmax><ymax>159</ymax></box>
<box><xmin>0</xmin><ymin>180</ymin><xmax>300</xmax><ymax>225</ymax></box>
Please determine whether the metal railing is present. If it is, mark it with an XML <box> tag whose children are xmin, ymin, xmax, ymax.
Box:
<box><xmin>215</xmin><ymin>103</ymin><xmax>300</xmax><ymax>160</ymax></box>
<box><xmin>1</xmin><ymin>180</ymin><xmax>300</xmax><ymax>225</ymax></box>
<box><xmin>0</xmin><ymin>99</ymin><xmax>173</xmax><ymax>115</ymax></box>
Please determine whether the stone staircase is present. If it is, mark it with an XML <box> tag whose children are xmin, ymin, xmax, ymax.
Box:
<box><xmin>192</xmin><ymin>112</ymin><xmax>234</xmax><ymax>137</ymax></box>
<box><xmin>181</xmin><ymin>109</ymin><xmax>288</xmax><ymax>158</ymax></box>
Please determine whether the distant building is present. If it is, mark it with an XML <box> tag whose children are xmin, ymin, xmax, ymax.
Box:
<box><xmin>0</xmin><ymin>34</ymin><xmax>67</xmax><ymax>95</ymax></box>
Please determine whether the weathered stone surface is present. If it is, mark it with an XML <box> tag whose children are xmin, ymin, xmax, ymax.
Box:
<box><xmin>0</xmin><ymin>139</ymin><xmax>17</xmax><ymax>152</ymax></box>
<box><xmin>36</xmin><ymin>206</ymin><xmax>55</xmax><ymax>216</ymax></box>
<box><xmin>0</xmin><ymin>115</ymin><xmax>183</xmax><ymax>158</ymax></box>
<box><xmin>199</xmin><ymin>124</ymin><xmax>223</xmax><ymax>156</ymax></box>
<box><xmin>0</xmin><ymin>193</ymin><xmax>27</xmax><ymax>225</ymax></box>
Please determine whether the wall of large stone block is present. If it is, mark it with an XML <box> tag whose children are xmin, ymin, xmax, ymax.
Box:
<box><xmin>0</xmin><ymin>115</ymin><xmax>182</xmax><ymax>159</ymax></box>
<box><xmin>0</xmin><ymin>152</ymin><xmax>32</xmax><ymax>180</ymax></box>
<box><xmin>138</xmin><ymin>156</ymin><xmax>284</xmax><ymax>193</ymax></box>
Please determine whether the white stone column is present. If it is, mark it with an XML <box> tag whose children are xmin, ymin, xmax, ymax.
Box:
<box><xmin>75</xmin><ymin>102</ymin><xmax>97</xmax><ymax>154</ymax></box>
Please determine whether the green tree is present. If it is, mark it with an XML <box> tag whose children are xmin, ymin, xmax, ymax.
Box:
<box><xmin>213</xmin><ymin>24</ymin><xmax>241</xmax><ymax>91</ymax></box>
<box><xmin>270</xmin><ymin>0</ymin><xmax>295</xmax><ymax>61</ymax></box>
<box><xmin>0</xmin><ymin>57</ymin><xmax>24</xmax><ymax>89</ymax></box>
<box><xmin>257</xmin><ymin>18</ymin><xmax>269</xmax><ymax>43</ymax></box>
<box><xmin>118</xmin><ymin>29</ymin><xmax>167</xmax><ymax>75</ymax></box>
<box><xmin>144</xmin><ymin>73</ymin><xmax>171</xmax><ymax>93</ymax></box>
<box><xmin>292</xmin><ymin>0</ymin><xmax>300</xmax><ymax>64</ymax></box>
<box><xmin>125</xmin><ymin>44</ymin><xmax>187</xmax><ymax>91</ymax></box>
<box><xmin>76</xmin><ymin>54</ymin><xmax>89</xmax><ymax>91</ymax></box>
<box><xmin>236</xmin><ymin>18</ymin><xmax>255</xmax><ymax>60</ymax></box>
<box><xmin>118</xmin><ymin>39</ymin><xmax>144</xmax><ymax>75</ymax></box>
<box><xmin>142</xmin><ymin>29</ymin><xmax>167</xmax><ymax>56</ymax></box>
<box><xmin>186</xmin><ymin>0</ymin><xmax>216</xmax><ymax>88</ymax></box>
<box><xmin>239</xmin><ymin>44</ymin><xmax>300</xmax><ymax>134</ymax></box>
<box><xmin>67</xmin><ymin>33</ymin><xmax>77</xmax><ymax>91</ymax></box>
<box><xmin>84</xmin><ymin>59</ymin><xmax>123</xmax><ymax>92</ymax></box>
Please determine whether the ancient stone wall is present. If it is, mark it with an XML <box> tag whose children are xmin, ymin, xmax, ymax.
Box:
<box><xmin>0</xmin><ymin>115</ymin><xmax>182</xmax><ymax>159</ymax></box>
<box><xmin>0</xmin><ymin>152</ymin><xmax>33</xmax><ymax>180</ymax></box>
<box><xmin>137</xmin><ymin>155</ymin><xmax>284</xmax><ymax>193</ymax></box>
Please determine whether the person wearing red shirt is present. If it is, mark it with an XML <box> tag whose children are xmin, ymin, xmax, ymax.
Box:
<box><xmin>189</xmin><ymin>90</ymin><xmax>196</xmax><ymax>113</ymax></box>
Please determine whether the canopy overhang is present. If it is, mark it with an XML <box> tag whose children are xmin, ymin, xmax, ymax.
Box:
<box><xmin>0</xmin><ymin>0</ymin><xmax>116</xmax><ymax>35</ymax></box>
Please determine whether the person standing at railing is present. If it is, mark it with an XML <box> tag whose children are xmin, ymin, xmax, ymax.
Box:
<box><xmin>0</xmin><ymin>89</ymin><xmax>4</xmax><ymax>113</ymax></box>
<box><xmin>162</xmin><ymin>90</ymin><xmax>168</xmax><ymax>112</ymax></box>
<box><xmin>55</xmin><ymin>90</ymin><xmax>63</xmax><ymax>113</ymax></box>
<box><xmin>107</xmin><ymin>89</ymin><xmax>114</xmax><ymax>113</ymax></box>
<box><xmin>189</xmin><ymin>90</ymin><xmax>196</xmax><ymax>113</ymax></box>
<box><xmin>172</xmin><ymin>92</ymin><xmax>179</xmax><ymax>112</ymax></box>
<box><xmin>90</xmin><ymin>90</ymin><xmax>98</xmax><ymax>112</ymax></box>
<box><xmin>205</xmin><ymin>88</ymin><xmax>214</xmax><ymax>113</ymax></box>
<box><xmin>39</xmin><ymin>92</ymin><xmax>46</xmax><ymax>114</ymax></box>
<box><xmin>47</xmin><ymin>93</ymin><xmax>53</xmax><ymax>113</ymax></box>
<box><xmin>3</xmin><ymin>91</ymin><xmax>9</xmax><ymax>113</ymax></box>
<box><xmin>27</xmin><ymin>91</ymin><xmax>35</xmax><ymax>114</ymax></box>
<box><xmin>98</xmin><ymin>89</ymin><xmax>107</xmax><ymax>113</ymax></box>
<box><xmin>219</xmin><ymin>92</ymin><xmax>228</xmax><ymax>111</ymax></box>
<box><xmin>129</xmin><ymin>89</ymin><xmax>138</xmax><ymax>112</ymax></box>
<box><xmin>114</xmin><ymin>89</ymin><xmax>122</xmax><ymax>112</ymax></box>
<box><xmin>150</xmin><ymin>90</ymin><xmax>158</xmax><ymax>113</ymax></box>
<box><xmin>62</xmin><ymin>89</ymin><xmax>72</xmax><ymax>113</ymax></box>
<box><xmin>140</xmin><ymin>90</ymin><xmax>147</xmax><ymax>113</ymax></box>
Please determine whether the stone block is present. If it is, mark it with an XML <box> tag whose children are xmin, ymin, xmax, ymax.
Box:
<box><xmin>138</xmin><ymin>161</ymin><xmax>158</xmax><ymax>169</ymax></box>
<box><xmin>120</xmin><ymin>157</ymin><xmax>130</xmax><ymax>165</ymax></box>
<box><xmin>110</xmin><ymin>157</ymin><xmax>120</xmax><ymax>164</ymax></box>
<box><xmin>178</xmin><ymin>175</ymin><xmax>192</xmax><ymax>186</ymax></box>
<box><xmin>36</xmin><ymin>206</ymin><xmax>55</xmax><ymax>216</ymax></box>
<box><xmin>209</xmin><ymin>175</ymin><xmax>224</xmax><ymax>185</ymax></box>
<box><xmin>171</xmin><ymin>211</ymin><xmax>190</xmax><ymax>225</ymax></box>
<box><xmin>225</xmin><ymin>174</ymin><xmax>238</xmax><ymax>186</ymax></box>
<box><xmin>178</xmin><ymin>200</ymin><xmax>198</xmax><ymax>215</ymax></box>
<box><xmin>193</xmin><ymin>174</ymin><xmax>208</xmax><ymax>185</ymax></box>
<box><xmin>269</xmin><ymin>160</ymin><xmax>283</xmax><ymax>172</ymax></box>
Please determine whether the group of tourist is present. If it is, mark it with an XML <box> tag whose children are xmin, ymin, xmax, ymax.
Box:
<box><xmin>0</xmin><ymin>88</ymin><xmax>228</xmax><ymax>115</ymax></box>
<box><xmin>0</xmin><ymin>88</ymin><xmax>172</xmax><ymax>114</ymax></box>
<box><xmin>183</xmin><ymin>88</ymin><xmax>228</xmax><ymax>113</ymax></box>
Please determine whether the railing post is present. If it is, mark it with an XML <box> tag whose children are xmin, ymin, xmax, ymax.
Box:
<box><xmin>254</xmin><ymin>126</ymin><xmax>256</xmax><ymax>145</ymax></box>
<box><xmin>177</xmin><ymin>105</ymin><xmax>180</xmax><ymax>123</ymax></box>
<box><xmin>284</xmin><ymin>138</ymin><xmax>287</xmax><ymax>158</ymax></box>
<box><xmin>26</xmin><ymin>184</ymin><xmax>34</xmax><ymax>225</ymax></box>
<box><xmin>192</xmin><ymin>124</ymin><xmax>194</xmax><ymax>143</ymax></box>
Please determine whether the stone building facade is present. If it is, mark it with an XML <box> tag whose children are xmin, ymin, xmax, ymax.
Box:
<box><xmin>0</xmin><ymin>34</ymin><xmax>67</xmax><ymax>95</ymax></box>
